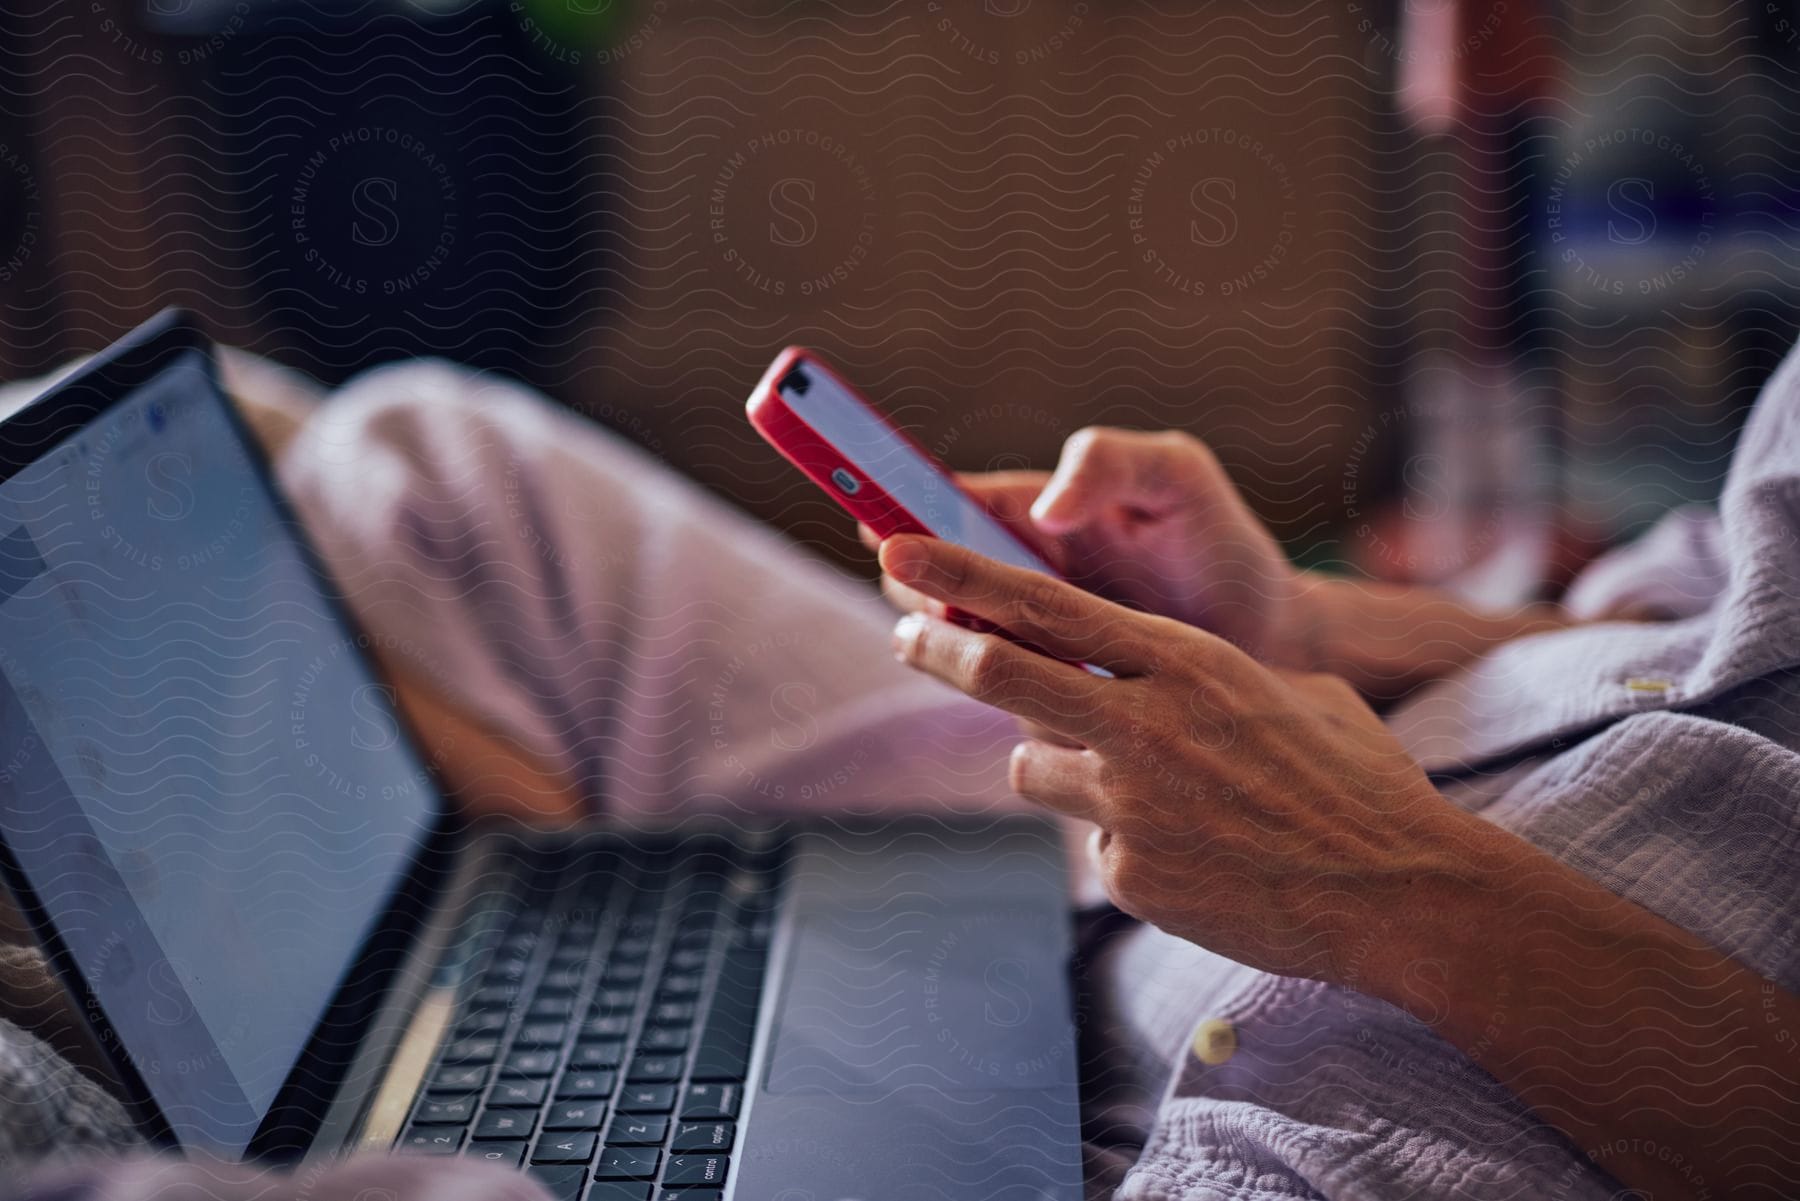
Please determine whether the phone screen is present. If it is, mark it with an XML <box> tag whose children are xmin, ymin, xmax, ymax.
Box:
<box><xmin>779</xmin><ymin>365</ymin><xmax>1058</xmax><ymax>577</ymax></box>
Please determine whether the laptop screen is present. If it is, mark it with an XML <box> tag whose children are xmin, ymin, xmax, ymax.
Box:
<box><xmin>0</xmin><ymin>344</ymin><xmax>437</xmax><ymax>1154</ymax></box>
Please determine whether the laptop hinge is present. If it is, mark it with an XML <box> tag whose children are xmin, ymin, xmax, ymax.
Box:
<box><xmin>308</xmin><ymin>833</ymin><xmax>512</xmax><ymax>1155</ymax></box>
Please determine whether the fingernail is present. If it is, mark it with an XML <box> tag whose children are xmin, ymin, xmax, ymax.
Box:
<box><xmin>892</xmin><ymin>612</ymin><xmax>927</xmax><ymax>662</ymax></box>
<box><xmin>1030</xmin><ymin>487</ymin><xmax>1078</xmax><ymax>532</ymax></box>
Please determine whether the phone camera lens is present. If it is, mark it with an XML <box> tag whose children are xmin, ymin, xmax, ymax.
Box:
<box><xmin>779</xmin><ymin>368</ymin><xmax>811</xmax><ymax>397</ymax></box>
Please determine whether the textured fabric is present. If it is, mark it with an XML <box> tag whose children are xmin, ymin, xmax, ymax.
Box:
<box><xmin>0</xmin><ymin>1019</ymin><xmax>139</xmax><ymax>1170</ymax></box>
<box><xmin>8</xmin><ymin>1154</ymin><xmax>547</xmax><ymax>1201</ymax></box>
<box><xmin>1116</xmin><ymin>345</ymin><xmax>1800</xmax><ymax>1199</ymax></box>
<box><xmin>273</xmin><ymin>359</ymin><xmax>1029</xmax><ymax>826</ymax></box>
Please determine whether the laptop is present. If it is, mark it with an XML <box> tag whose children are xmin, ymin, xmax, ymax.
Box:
<box><xmin>0</xmin><ymin>311</ymin><xmax>1083</xmax><ymax>1200</ymax></box>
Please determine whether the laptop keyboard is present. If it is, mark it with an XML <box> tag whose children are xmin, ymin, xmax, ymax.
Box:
<box><xmin>397</xmin><ymin>834</ymin><xmax>786</xmax><ymax>1201</ymax></box>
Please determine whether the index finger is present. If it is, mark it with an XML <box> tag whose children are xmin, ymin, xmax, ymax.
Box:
<box><xmin>879</xmin><ymin>535</ymin><xmax>1158</xmax><ymax>675</ymax></box>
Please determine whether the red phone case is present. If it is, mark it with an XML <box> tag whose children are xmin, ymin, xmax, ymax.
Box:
<box><xmin>748</xmin><ymin>348</ymin><xmax>1109</xmax><ymax>675</ymax></box>
<box><xmin>745</xmin><ymin>346</ymin><xmax>1056</xmax><ymax>571</ymax></box>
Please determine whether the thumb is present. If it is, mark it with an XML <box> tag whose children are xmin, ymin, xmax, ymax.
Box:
<box><xmin>1031</xmin><ymin>428</ymin><xmax>1134</xmax><ymax>533</ymax></box>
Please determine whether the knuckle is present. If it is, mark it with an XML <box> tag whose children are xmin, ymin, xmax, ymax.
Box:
<box><xmin>1151</xmin><ymin>426</ymin><xmax>1206</xmax><ymax>459</ymax></box>
<box><xmin>1110</xmin><ymin>801</ymin><xmax>1164</xmax><ymax>845</ymax></box>
<box><xmin>1094</xmin><ymin>755</ymin><xmax>1136</xmax><ymax>801</ymax></box>
<box><xmin>1130</xmin><ymin>707</ymin><xmax>1184</xmax><ymax>755</ymax></box>
<box><xmin>1147</xmin><ymin>428</ymin><xmax>1219</xmax><ymax>492</ymax></box>
<box><xmin>1098</xmin><ymin>843</ymin><xmax>1145</xmax><ymax>911</ymax></box>
<box><xmin>1014</xmin><ymin>576</ymin><xmax>1087</xmax><ymax>634</ymax></box>
<box><xmin>1161</xmin><ymin>425</ymin><xmax>1217</xmax><ymax>464</ymax></box>
<box><xmin>1009</xmin><ymin>585</ymin><xmax>1062</xmax><ymax>635</ymax></box>
<box><xmin>961</xmin><ymin>637</ymin><xmax>1011</xmax><ymax>696</ymax></box>
<box><xmin>1319</xmin><ymin>672</ymin><xmax>1361</xmax><ymax>705</ymax></box>
<box><xmin>1175</xmin><ymin>626</ymin><xmax>1234</xmax><ymax>676</ymax></box>
<box><xmin>935</xmin><ymin>546</ymin><xmax>970</xmax><ymax>593</ymax></box>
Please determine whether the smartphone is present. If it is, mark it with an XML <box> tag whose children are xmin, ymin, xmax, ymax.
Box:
<box><xmin>745</xmin><ymin>346</ymin><xmax>1060</xmax><ymax>577</ymax></box>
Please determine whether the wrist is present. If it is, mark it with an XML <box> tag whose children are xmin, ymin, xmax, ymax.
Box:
<box><xmin>1273</xmin><ymin>574</ymin><xmax>1576</xmax><ymax>699</ymax></box>
<box><xmin>1265</xmin><ymin>572</ymin><xmax>1337</xmax><ymax>672</ymax></box>
<box><xmin>1337</xmin><ymin>811</ymin><xmax>1534</xmax><ymax>1028</ymax></box>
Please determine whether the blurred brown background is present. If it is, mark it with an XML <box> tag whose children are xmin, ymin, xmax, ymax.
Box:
<box><xmin>3</xmin><ymin>0</ymin><xmax>1797</xmax><ymax>591</ymax></box>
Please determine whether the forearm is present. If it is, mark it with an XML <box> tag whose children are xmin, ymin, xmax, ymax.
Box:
<box><xmin>1369</xmin><ymin>824</ymin><xmax>1800</xmax><ymax>1199</ymax></box>
<box><xmin>1280</xmin><ymin>574</ymin><xmax>1573</xmax><ymax>700</ymax></box>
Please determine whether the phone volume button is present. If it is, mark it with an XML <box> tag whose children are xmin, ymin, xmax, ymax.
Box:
<box><xmin>829</xmin><ymin>467</ymin><xmax>862</xmax><ymax>495</ymax></box>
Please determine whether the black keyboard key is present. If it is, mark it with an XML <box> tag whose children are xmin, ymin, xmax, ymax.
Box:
<box><xmin>680</xmin><ymin>1083</ymin><xmax>740</xmax><ymax>1120</ymax></box>
<box><xmin>570</xmin><ymin>1041</ymin><xmax>626</xmax><ymax>1070</ymax></box>
<box><xmin>655</xmin><ymin>1192</ymin><xmax>718</xmax><ymax>1201</ymax></box>
<box><xmin>506</xmin><ymin>1049</ymin><xmax>560</xmax><ymax>1077</ymax></box>
<box><xmin>529</xmin><ymin>994</ymin><xmax>577</xmax><ymax>1019</ymax></box>
<box><xmin>596</xmin><ymin>984</ymin><xmax>640</xmax><ymax>1007</ymax></box>
<box><xmin>490</xmin><ymin>1077</ymin><xmax>549</xmax><ymax>1108</ymax></box>
<box><xmin>557</xmin><ymin>1069</ymin><xmax>617</xmax><ymax>1100</ymax></box>
<box><xmin>429</xmin><ymin>1065</ymin><xmax>490</xmax><ymax>1094</ymax></box>
<box><xmin>474</xmin><ymin>1109</ymin><xmax>537</xmax><ymax>1140</ymax></box>
<box><xmin>516</xmin><ymin>1021</ymin><xmax>569</xmax><ymax>1048</ymax></box>
<box><xmin>412</xmin><ymin>1097</ymin><xmax>474</xmax><ymax>1125</ymax></box>
<box><xmin>591</xmin><ymin>1187</ymin><xmax>653</xmax><ymax>1201</ymax></box>
<box><xmin>628</xmin><ymin>1055</ymin><xmax>684</xmax><ymax>1083</ymax></box>
<box><xmin>693</xmin><ymin>949</ymin><xmax>762</xmax><ymax>1078</ymax></box>
<box><xmin>464</xmin><ymin>1140</ymin><xmax>526</xmax><ymax>1168</ymax></box>
<box><xmin>583</xmin><ymin>1014</ymin><xmax>632</xmax><ymax>1040</ymax></box>
<box><xmin>689</xmin><ymin>1044</ymin><xmax>747</xmax><ymax>1083</ymax></box>
<box><xmin>657</xmin><ymin>973</ymin><xmax>703</xmax><ymax>998</ymax></box>
<box><xmin>593</xmin><ymin>1146</ymin><xmax>661</xmax><ymax>1179</ymax></box>
<box><xmin>459</xmin><ymin>1010</ymin><xmax>510</xmax><ymax>1034</ymax></box>
<box><xmin>400</xmin><ymin>1129</ymin><xmax>463</xmax><ymax>1154</ymax></box>
<box><xmin>544</xmin><ymin>1100</ymin><xmax>607</xmax><ymax>1130</ymax></box>
<box><xmin>528</xmin><ymin>1163</ymin><xmax>590</xmax><ymax>1201</ymax></box>
<box><xmin>667</xmin><ymin>947</ymin><xmax>708</xmax><ymax>972</ymax></box>
<box><xmin>441</xmin><ymin>1038</ymin><xmax>500</xmax><ymax>1064</ymax></box>
<box><xmin>539</xmin><ymin>967</ymin><xmax>585</xmax><ymax>992</ymax></box>
<box><xmin>618</xmin><ymin>1084</ymin><xmax>676</xmax><ymax>1113</ymax></box>
<box><xmin>601</xmin><ymin>963</ymin><xmax>645</xmax><ymax>986</ymax></box>
<box><xmin>614</xmin><ymin>932</ymin><xmax>654</xmax><ymax>955</ymax></box>
<box><xmin>606</xmin><ymin>1115</ymin><xmax>668</xmax><ymax>1146</ymax></box>
<box><xmin>532</xmin><ymin>1132</ymin><xmax>597</xmax><ymax>1164</ymax></box>
<box><xmin>651</xmin><ymin>1002</ymin><xmax>695</xmax><ymax>1025</ymax></box>
<box><xmin>662</xmin><ymin>1155</ymin><xmax>729</xmax><ymax>1188</ymax></box>
<box><xmin>638</xmin><ymin>1027</ymin><xmax>689</xmax><ymax>1052</ymax></box>
<box><xmin>670</xmin><ymin>1121</ymin><xmax>732</xmax><ymax>1153</ymax></box>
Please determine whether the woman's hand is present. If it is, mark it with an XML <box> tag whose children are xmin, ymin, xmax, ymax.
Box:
<box><xmin>881</xmin><ymin>531</ymin><xmax>1800</xmax><ymax>1199</ymax></box>
<box><xmin>869</xmin><ymin>426</ymin><xmax>1581</xmax><ymax>701</ymax></box>
<box><xmin>868</xmin><ymin>428</ymin><xmax>1308</xmax><ymax>665</ymax></box>
<box><xmin>878</xmin><ymin>533</ymin><xmax>1495</xmax><ymax>985</ymax></box>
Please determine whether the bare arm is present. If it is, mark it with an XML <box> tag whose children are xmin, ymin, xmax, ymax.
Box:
<box><xmin>880</xmin><ymin>533</ymin><xmax>1799</xmax><ymax>1201</ymax></box>
<box><xmin>1280</xmin><ymin>574</ymin><xmax>1575</xmax><ymax>702</ymax></box>
<box><xmin>1368</xmin><ymin>824</ymin><xmax>1800</xmax><ymax>1199</ymax></box>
